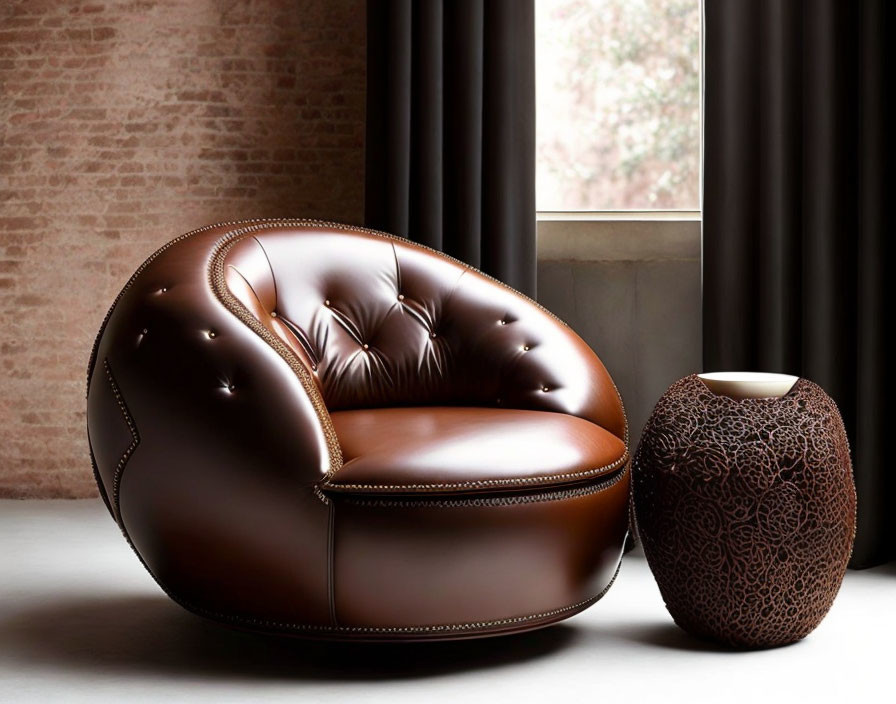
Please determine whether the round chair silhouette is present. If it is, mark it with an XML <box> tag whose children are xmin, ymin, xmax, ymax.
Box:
<box><xmin>87</xmin><ymin>220</ymin><xmax>629</xmax><ymax>640</ymax></box>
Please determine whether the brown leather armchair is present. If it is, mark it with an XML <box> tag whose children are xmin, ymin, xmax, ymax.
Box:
<box><xmin>87</xmin><ymin>220</ymin><xmax>629</xmax><ymax>640</ymax></box>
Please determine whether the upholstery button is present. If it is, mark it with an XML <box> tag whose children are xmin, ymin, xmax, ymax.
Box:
<box><xmin>271</xmin><ymin>311</ymin><xmax>278</xmax><ymax>318</ymax></box>
<box><xmin>522</xmin><ymin>345</ymin><xmax>530</xmax><ymax>351</ymax></box>
<box><xmin>397</xmin><ymin>294</ymin><xmax>405</xmax><ymax>301</ymax></box>
<box><xmin>542</xmin><ymin>386</ymin><xmax>550</xmax><ymax>392</ymax></box>
<box><xmin>499</xmin><ymin>319</ymin><xmax>507</xmax><ymax>325</ymax></box>
<box><xmin>362</xmin><ymin>343</ymin><xmax>369</xmax><ymax>350</ymax></box>
<box><xmin>141</xmin><ymin>328</ymin><xmax>148</xmax><ymax>335</ymax></box>
<box><xmin>160</xmin><ymin>287</ymin><xmax>167</xmax><ymax>293</ymax></box>
<box><xmin>430</xmin><ymin>332</ymin><xmax>437</xmax><ymax>339</ymax></box>
<box><xmin>324</xmin><ymin>299</ymin><xmax>331</xmax><ymax>306</ymax></box>
<box><xmin>207</xmin><ymin>331</ymin><xmax>216</xmax><ymax>339</ymax></box>
<box><xmin>227</xmin><ymin>384</ymin><xmax>235</xmax><ymax>392</ymax></box>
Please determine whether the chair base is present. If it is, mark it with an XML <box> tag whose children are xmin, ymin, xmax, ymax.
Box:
<box><xmin>181</xmin><ymin>561</ymin><xmax>621</xmax><ymax>642</ymax></box>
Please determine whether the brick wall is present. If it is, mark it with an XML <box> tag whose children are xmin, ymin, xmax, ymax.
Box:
<box><xmin>0</xmin><ymin>0</ymin><xmax>366</xmax><ymax>497</ymax></box>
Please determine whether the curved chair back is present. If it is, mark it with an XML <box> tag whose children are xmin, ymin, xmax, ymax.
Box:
<box><xmin>221</xmin><ymin>225</ymin><xmax>626</xmax><ymax>438</ymax></box>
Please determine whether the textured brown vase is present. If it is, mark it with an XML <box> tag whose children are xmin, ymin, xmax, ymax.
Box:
<box><xmin>632</xmin><ymin>375</ymin><xmax>856</xmax><ymax>649</ymax></box>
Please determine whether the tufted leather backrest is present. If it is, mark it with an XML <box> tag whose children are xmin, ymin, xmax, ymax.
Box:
<box><xmin>222</xmin><ymin>224</ymin><xmax>626</xmax><ymax>440</ymax></box>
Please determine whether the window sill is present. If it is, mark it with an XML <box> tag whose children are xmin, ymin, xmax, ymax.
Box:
<box><xmin>537</xmin><ymin>210</ymin><xmax>701</xmax><ymax>222</ymax></box>
<box><xmin>536</xmin><ymin>216</ymin><xmax>701</xmax><ymax>262</ymax></box>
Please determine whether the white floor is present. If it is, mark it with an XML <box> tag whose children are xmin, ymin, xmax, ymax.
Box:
<box><xmin>0</xmin><ymin>500</ymin><xmax>892</xmax><ymax>703</ymax></box>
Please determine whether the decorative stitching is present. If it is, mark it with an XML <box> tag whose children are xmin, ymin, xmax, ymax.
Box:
<box><xmin>324</xmin><ymin>451</ymin><xmax>629</xmax><ymax>494</ymax></box>
<box><xmin>103</xmin><ymin>358</ymin><xmax>140</xmax><ymax>522</ymax></box>
<box><xmin>333</xmin><ymin>463</ymin><xmax>628</xmax><ymax>508</ymax></box>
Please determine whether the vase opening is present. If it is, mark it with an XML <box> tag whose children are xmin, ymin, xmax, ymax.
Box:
<box><xmin>697</xmin><ymin>372</ymin><xmax>799</xmax><ymax>400</ymax></box>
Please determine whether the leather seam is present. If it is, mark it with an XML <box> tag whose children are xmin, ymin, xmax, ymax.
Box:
<box><xmin>103</xmin><ymin>358</ymin><xmax>140</xmax><ymax>522</ymax></box>
<box><xmin>331</xmin><ymin>463</ymin><xmax>629</xmax><ymax>508</ymax></box>
<box><xmin>323</xmin><ymin>451</ymin><xmax>629</xmax><ymax>494</ymax></box>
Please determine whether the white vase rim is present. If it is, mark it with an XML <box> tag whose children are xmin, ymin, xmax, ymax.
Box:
<box><xmin>697</xmin><ymin>371</ymin><xmax>799</xmax><ymax>400</ymax></box>
<box><xmin>698</xmin><ymin>371</ymin><xmax>799</xmax><ymax>384</ymax></box>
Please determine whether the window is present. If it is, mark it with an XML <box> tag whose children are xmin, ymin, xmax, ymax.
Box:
<box><xmin>536</xmin><ymin>0</ymin><xmax>701</xmax><ymax>212</ymax></box>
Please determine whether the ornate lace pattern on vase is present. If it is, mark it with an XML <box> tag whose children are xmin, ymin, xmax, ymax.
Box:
<box><xmin>632</xmin><ymin>375</ymin><xmax>856</xmax><ymax>649</ymax></box>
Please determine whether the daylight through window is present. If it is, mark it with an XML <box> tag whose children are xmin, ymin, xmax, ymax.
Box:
<box><xmin>536</xmin><ymin>0</ymin><xmax>701</xmax><ymax>211</ymax></box>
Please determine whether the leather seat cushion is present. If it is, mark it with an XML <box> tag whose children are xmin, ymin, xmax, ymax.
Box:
<box><xmin>324</xmin><ymin>407</ymin><xmax>627</xmax><ymax>496</ymax></box>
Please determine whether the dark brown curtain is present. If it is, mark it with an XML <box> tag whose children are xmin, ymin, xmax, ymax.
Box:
<box><xmin>365</xmin><ymin>0</ymin><xmax>536</xmax><ymax>297</ymax></box>
<box><xmin>704</xmin><ymin>0</ymin><xmax>892</xmax><ymax>567</ymax></box>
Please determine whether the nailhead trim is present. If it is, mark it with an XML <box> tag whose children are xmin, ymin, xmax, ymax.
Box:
<box><xmin>86</xmin><ymin>218</ymin><xmax>288</xmax><ymax>398</ymax></box>
<box><xmin>103</xmin><ymin>358</ymin><xmax>140</xmax><ymax>519</ymax></box>
<box><xmin>324</xmin><ymin>452</ymin><xmax>628</xmax><ymax>494</ymax></box>
<box><xmin>333</xmin><ymin>463</ymin><xmax>628</xmax><ymax>508</ymax></box>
